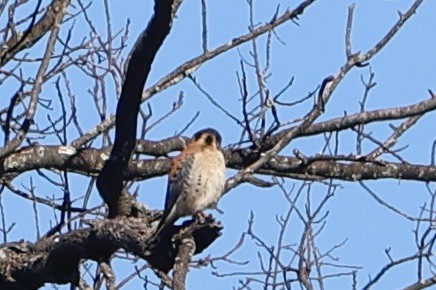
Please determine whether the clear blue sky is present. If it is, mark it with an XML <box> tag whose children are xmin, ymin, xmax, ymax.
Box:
<box><xmin>3</xmin><ymin>0</ymin><xmax>436</xmax><ymax>289</ymax></box>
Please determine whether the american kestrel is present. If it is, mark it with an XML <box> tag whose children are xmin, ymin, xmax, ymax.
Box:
<box><xmin>153</xmin><ymin>128</ymin><xmax>226</xmax><ymax>237</ymax></box>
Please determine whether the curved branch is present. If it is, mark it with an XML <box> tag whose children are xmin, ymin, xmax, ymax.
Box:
<box><xmin>96</xmin><ymin>0</ymin><xmax>181</xmax><ymax>218</ymax></box>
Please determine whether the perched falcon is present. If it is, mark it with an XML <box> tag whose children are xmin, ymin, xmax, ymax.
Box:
<box><xmin>154</xmin><ymin>128</ymin><xmax>226</xmax><ymax>237</ymax></box>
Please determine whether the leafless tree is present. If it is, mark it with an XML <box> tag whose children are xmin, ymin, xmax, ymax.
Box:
<box><xmin>0</xmin><ymin>0</ymin><xmax>435</xmax><ymax>289</ymax></box>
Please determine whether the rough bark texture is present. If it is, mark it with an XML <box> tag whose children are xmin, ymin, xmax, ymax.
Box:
<box><xmin>0</xmin><ymin>0</ymin><xmax>434</xmax><ymax>288</ymax></box>
<box><xmin>2</xmin><ymin>142</ymin><xmax>436</xmax><ymax>185</ymax></box>
<box><xmin>96</xmin><ymin>0</ymin><xmax>180</xmax><ymax>218</ymax></box>
<box><xmin>0</xmin><ymin>217</ymin><xmax>221</xmax><ymax>289</ymax></box>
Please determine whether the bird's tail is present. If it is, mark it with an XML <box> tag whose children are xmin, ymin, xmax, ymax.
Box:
<box><xmin>149</xmin><ymin>209</ymin><xmax>176</xmax><ymax>242</ymax></box>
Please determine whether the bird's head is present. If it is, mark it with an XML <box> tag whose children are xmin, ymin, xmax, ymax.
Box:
<box><xmin>191</xmin><ymin>128</ymin><xmax>222</xmax><ymax>149</ymax></box>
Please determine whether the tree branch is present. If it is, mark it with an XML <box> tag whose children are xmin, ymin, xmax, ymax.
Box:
<box><xmin>96</xmin><ymin>0</ymin><xmax>181</xmax><ymax>218</ymax></box>
<box><xmin>0</xmin><ymin>217</ymin><xmax>221</xmax><ymax>289</ymax></box>
<box><xmin>70</xmin><ymin>0</ymin><xmax>318</xmax><ymax>148</ymax></box>
<box><xmin>0</xmin><ymin>0</ymin><xmax>71</xmax><ymax>66</ymax></box>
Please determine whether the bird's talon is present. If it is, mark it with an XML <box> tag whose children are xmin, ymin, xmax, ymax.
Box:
<box><xmin>206</xmin><ymin>213</ymin><xmax>214</xmax><ymax>222</ymax></box>
<box><xmin>194</xmin><ymin>211</ymin><xmax>207</xmax><ymax>224</ymax></box>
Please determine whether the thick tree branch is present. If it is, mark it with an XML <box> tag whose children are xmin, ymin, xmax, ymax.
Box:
<box><xmin>0</xmin><ymin>217</ymin><xmax>221</xmax><ymax>289</ymax></box>
<box><xmin>96</xmin><ymin>0</ymin><xmax>181</xmax><ymax>218</ymax></box>
<box><xmin>260</xmin><ymin>156</ymin><xmax>436</xmax><ymax>182</ymax></box>
<box><xmin>2</xmin><ymin>142</ymin><xmax>436</xmax><ymax>193</ymax></box>
<box><xmin>0</xmin><ymin>0</ymin><xmax>431</xmax><ymax>289</ymax></box>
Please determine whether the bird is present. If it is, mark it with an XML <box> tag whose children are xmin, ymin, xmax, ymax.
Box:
<box><xmin>153</xmin><ymin>128</ymin><xmax>226</xmax><ymax>239</ymax></box>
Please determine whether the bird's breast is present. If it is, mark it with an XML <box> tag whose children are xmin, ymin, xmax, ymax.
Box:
<box><xmin>179</xmin><ymin>150</ymin><xmax>226</xmax><ymax>215</ymax></box>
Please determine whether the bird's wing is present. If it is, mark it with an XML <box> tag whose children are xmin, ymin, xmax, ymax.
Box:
<box><xmin>155</xmin><ymin>152</ymin><xmax>195</xmax><ymax>235</ymax></box>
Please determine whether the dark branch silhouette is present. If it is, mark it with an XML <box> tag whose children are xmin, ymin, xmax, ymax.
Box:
<box><xmin>0</xmin><ymin>0</ymin><xmax>435</xmax><ymax>289</ymax></box>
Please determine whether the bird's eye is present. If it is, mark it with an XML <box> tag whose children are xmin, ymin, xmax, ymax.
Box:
<box><xmin>205</xmin><ymin>134</ymin><xmax>214</xmax><ymax>145</ymax></box>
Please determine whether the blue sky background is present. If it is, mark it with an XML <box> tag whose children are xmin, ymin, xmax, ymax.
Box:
<box><xmin>2</xmin><ymin>0</ymin><xmax>436</xmax><ymax>289</ymax></box>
